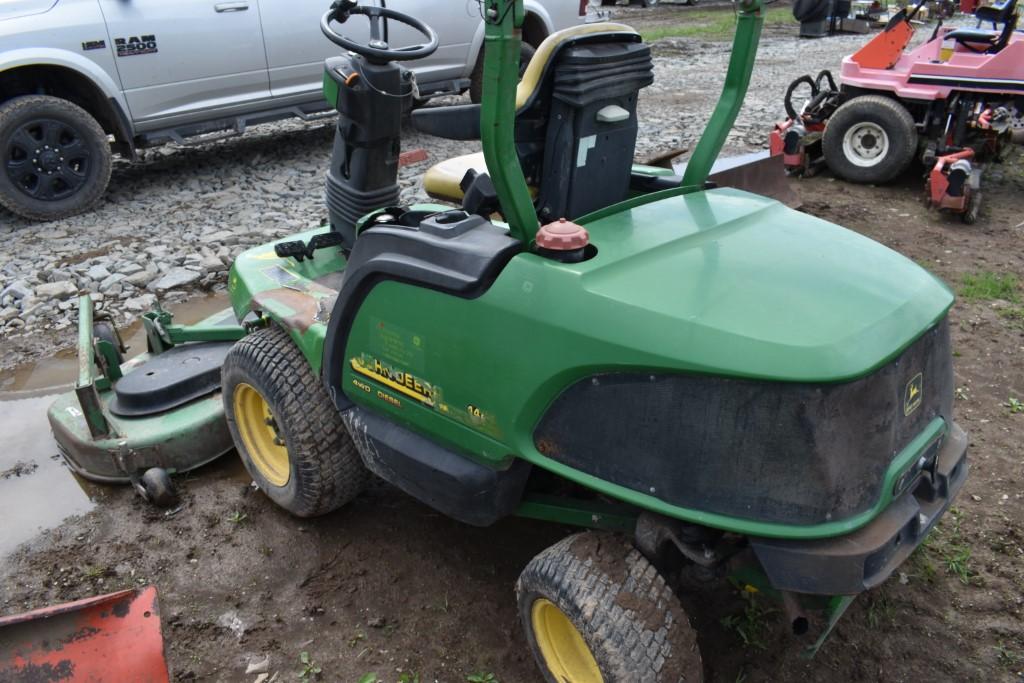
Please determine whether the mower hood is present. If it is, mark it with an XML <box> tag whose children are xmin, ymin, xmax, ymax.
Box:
<box><xmin>550</xmin><ymin>187</ymin><xmax>953</xmax><ymax>383</ymax></box>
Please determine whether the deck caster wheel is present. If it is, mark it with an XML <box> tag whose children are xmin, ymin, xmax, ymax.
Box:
<box><xmin>822</xmin><ymin>95</ymin><xmax>917</xmax><ymax>184</ymax></box>
<box><xmin>93</xmin><ymin>319</ymin><xmax>125</xmax><ymax>366</ymax></box>
<box><xmin>222</xmin><ymin>325</ymin><xmax>369</xmax><ymax>517</ymax></box>
<box><xmin>135</xmin><ymin>468</ymin><xmax>178</xmax><ymax>507</ymax></box>
<box><xmin>962</xmin><ymin>190</ymin><xmax>981</xmax><ymax>225</ymax></box>
<box><xmin>517</xmin><ymin>531</ymin><xmax>703</xmax><ymax>683</ymax></box>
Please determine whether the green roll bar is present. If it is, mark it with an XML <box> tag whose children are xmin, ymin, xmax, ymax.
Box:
<box><xmin>479</xmin><ymin>0</ymin><xmax>767</xmax><ymax>236</ymax></box>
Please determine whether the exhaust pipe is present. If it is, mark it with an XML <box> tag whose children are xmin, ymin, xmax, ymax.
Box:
<box><xmin>781</xmin><ymin>591</ymin><xmax>810</xmax><ymax>636</ymax></box>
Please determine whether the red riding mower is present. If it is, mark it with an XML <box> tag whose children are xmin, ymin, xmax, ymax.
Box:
<box><xmin>770</xmin><ymin>0</ymin><xmax>1022</xmax><ymax>223</ymax></box>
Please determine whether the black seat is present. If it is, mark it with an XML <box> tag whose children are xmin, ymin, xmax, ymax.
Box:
<box><xmin>948</xmin><ymin>0</ymin><xmax>1018</xmax><ymax>53</ymax></box>
<box><xmin>415</xmin><ymin>23</ymin><xmax>654</xmax><ymax>221</ymax></box>
<box><xmin>976</xmin><ymin>0</ymin><xmax>1016</xmax><ymax>28</ymax></box>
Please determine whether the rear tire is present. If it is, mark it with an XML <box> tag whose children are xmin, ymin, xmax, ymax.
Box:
<box><xmin>822</xmin><ymin>95</ymin><xmax>917</xmax><ymax>184</ymax></box>
<box><xmin>222</xmin><ymin>325</ymin><xmax>369</xmax><ymax>517</ymax></box>
<box><xmin>0</xmin><ymin>95</ymin><xmax>112</xmax><ymax>221</ymax></box>
<box><xmin>517</xmin><ymin>531</ymin><xmax>703</xmax><ymax>683</ymax></box>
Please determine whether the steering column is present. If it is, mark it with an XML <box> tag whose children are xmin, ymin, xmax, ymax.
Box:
<box><xmin>321</xmin><ymin>0</ymin><xmax>439</xmax><ymax>249</ymax></box>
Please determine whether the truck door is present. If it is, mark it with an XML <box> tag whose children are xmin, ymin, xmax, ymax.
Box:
<box><xmin>258</xmin><ymin>0</ymin><xmax>473</xmax><ymax>101</ymax></box>
<box><xmin>98</xmin><ymin>0</ymin><xmax>270</xmax><ymax>124</ymax></box>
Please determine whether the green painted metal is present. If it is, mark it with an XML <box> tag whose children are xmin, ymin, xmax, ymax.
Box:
<box><xmin>516</xmin><ymin>494</ymin><xmax>638</xmax><ymax>533</ymax></box>
<box><xmin>228</xmin><ymin>227</ymin><xmax>349</xmax><ymax>374</ymax></box>
<box><xmin>55</xmin><ymin>297</ymin><xmax>238</xmax><ymax>478</ymax></box>
<box><xmin>479</xmin><ymin>0</ymin><xmax>537</xmax><ymax>244</ymax></box>
<box><xmin>165</xmin><ymin>323</ymin><xmax>245</xmax><ymax>344</ymax></box>
<box><xmin>681</xmin><ymin>0</ymin><xmax>764</xmax><ymax>189</ymax></box>
<box><xmin>49</xmin><ymin>385</ymin><xmax>233</xmax><ymax>483</ymax></box>
<box><xmin>222</xmin><ymin>0</ymin><xmax>959</xmax><ymax>545</ymax></box>
<box><xmin>76</xmin><ymin>294</ymin><xmax>95</xmax><ymax>388</ymax></box>
<box><xmin>323</xmin><ymin>68</ymin><xmax>339</xmax><ymax>109</ymax></box>
<box><xmin>803</xmin><ymin>595</ymin><xmax>857</xmax><ymax>658</ymax></box>
<box><xmin>74</xmin><ymin>294</ymin><xmax>110</xmax><ymax>438</ymax></box>
<box><xmin>328</xmin><ymin>188</ymin><xmax>953</xmax><ymax>539</ymax></box>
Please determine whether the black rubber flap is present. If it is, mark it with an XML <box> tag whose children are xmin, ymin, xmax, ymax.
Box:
<box><xmin>109</xmin><ymin>342</ymin><xmax>234</xmax><ymax>417</ymax></box>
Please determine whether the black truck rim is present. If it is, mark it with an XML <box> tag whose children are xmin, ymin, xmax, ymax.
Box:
<box><xmin>5</xmin><ymin>118</ymin><xmax>92</xmax><ymax>201</ymax></box>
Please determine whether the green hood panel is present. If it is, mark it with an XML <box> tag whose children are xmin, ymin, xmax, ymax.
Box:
<box><xmin>544</xmin><ymin>188</ymin><xmax>953</xmax><ymax>382</ymax></box>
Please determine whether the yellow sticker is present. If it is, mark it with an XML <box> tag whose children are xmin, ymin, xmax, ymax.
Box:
<box><xmin>904</xmin><ymin>373</ymin><xmax>923</xmax><ymax>416</ymax></box>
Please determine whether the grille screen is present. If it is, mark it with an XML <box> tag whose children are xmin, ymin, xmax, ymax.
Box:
<box><xmin>533</xmin><ymin>320</ymin><xmax>953</xmax><ymax>525</ymax></box>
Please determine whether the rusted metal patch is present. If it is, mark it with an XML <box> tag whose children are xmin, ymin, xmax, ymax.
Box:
<box><xmin>252</xmin><ymin>287</ymin><xmax>336</xmax><ymax>333</ymax></box>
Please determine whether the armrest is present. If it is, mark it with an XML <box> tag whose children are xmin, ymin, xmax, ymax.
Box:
<box><xmin>411</xmin><ymin>104</ymin><xmax>482</xmax><ymax>141</ymax></box>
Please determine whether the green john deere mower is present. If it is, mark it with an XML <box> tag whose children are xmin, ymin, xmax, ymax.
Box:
<box><xmin>49</xmin><ymin>0</ymin><xmax>967</xmax><ymax>679</ymax></box>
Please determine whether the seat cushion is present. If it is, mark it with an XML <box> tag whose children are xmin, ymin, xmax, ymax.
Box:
<box><xmin>947</xmin><ymin>28</ymin><xmax>999</xmax><ymax>44</ymax></box>
<box><xmin>422</xmin><ymin>152</ymin><xmax>487</xmax><ymax>203</ymax></box>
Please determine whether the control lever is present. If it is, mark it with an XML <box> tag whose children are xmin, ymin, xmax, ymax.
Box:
<box><xmin>460</xmin><ymin>169</ymin><xmax>501</xmax><ymax>218</ymax></box>
<box><xmin>274</xmin><ymin>232</ymin><xmax>346</xmax><ymax>263</ymax></box>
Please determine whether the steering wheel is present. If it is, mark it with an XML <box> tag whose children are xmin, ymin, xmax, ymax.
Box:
<box><xmin>321</xmin><ymin>0</ymin><xmax>439</xmax><ymax>62</ymax></box>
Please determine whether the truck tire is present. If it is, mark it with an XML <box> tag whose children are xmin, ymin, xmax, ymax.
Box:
<box><xmin>469</xmin><ymin>42</ymin><xmax>536</xmax><ymax>104</ymax></box>
<box><xmin>222</xmin><ymin>325</ymin><xmax>369</xmax><ymax>518</ymax></box>
<box><xmin>822</xmin><ymin>95</ymin><xmax>917</xmax><ymax>184</ymax></box>
<box><xmin>517</xmin><ymin>531</ymin><xmax>703</xmax><ymax>683</ymax></box>
<box><xmin>0</xmin><ymin>95</ymin><xmax>112</xmax><ymax>221</ymax></box>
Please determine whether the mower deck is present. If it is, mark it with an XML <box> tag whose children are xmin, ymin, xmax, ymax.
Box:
<box><xmin>48</xmin><ymin>302</ymin><xmax>243</xmax><ymax>485</ymax></box>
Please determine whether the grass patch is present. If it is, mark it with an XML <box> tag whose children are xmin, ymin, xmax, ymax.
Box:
<box><xmin>720</xmin><ymin>588</ymin><xmax>776</xmax><ymax>651</ymax></box>
<box><xmin>959</xmin><ymin>271</ymin><xmax>1020</xmax><ymax>303</ymax></box>
<box><xmin>639</xmin><ymin>8</ymin><xmax>795</xmax><ymax>41</ymax></box>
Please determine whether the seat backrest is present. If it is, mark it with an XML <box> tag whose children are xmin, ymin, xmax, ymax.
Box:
<box><xmin>512</xmin><ymin>24</ymin><xmax>655</xmax><ymax>220</ymax></box>
<box><xmin>976</xmin><ymin>0</ymin><xmax>1017</xmax><ymax>26</ymax></box>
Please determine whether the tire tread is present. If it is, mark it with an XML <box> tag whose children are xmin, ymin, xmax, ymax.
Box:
<box><xmin>517</xmin><ymin>531</ymin><xmax>703</xmax><ymax>682</ymax></box>
<box><xmin>222</xmin><ymin>325</ymin><xmax>368</xmax><ymax>517</ymax></box>
<box><xmin>0</xmin><ymin>95</ymin><xmax>112</xmax><ymax>221</ymax></box>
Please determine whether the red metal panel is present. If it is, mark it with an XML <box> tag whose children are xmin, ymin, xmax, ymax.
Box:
<box><xmin>0</xmin><ymin>586</ymin><xmax>170</xmax><ymax>682</ymax></box>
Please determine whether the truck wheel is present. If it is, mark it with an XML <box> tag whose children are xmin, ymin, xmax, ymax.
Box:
<box><xmin>822</xmin><ymin>95</ymin><xmax>917</xmax><ymax>184</ymax></box>
<box><xmin>469</xmin><ymin>42</ymin><xmax>536</xmax><ymax>104</ymax></box>
<box><xmin>222</xmin><ymin>325</ymin><xmax>369</xmax><ymax>517</ymax></box>
<box><xmin>517</xmin><ymin>532</ymin><xmax>703</xmax><ymax>683</ymax></box>
<box><xmin>0</xmin><ymin>95</ymin><xmax>112</xmax><ymax>221</ymax></box>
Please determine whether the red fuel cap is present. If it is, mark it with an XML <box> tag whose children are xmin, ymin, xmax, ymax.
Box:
<box><xmin>535</xmin><ymin>218</ymin><xmax>589</xmax><ymax>251</ymax></box>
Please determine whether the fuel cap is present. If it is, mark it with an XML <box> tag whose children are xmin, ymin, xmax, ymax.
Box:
<box><xmin>535</xmin><ymin>218</ymin><xmax>589</xmax><ymax>251</ymax></box>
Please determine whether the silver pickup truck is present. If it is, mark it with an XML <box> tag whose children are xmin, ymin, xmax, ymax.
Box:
<box><xmin>0</xmin><ymin>0</ymin><xmax>590</xmax><ymax>222</ymax></box>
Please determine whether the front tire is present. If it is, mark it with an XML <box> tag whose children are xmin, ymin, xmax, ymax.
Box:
<box><xmin>822</xmin><ymin>95</ymin><xmax>917</xmax><ymax>184</ymax></box>
<box><xmin>517</xmin><ymin>532</ymin><xmax>703</xmax><ymax>683</ymax></box>
<box><xmin>222</xmin><ymin>325</ymin><xmax>369</xmax><ymax>517</ymax></box>
<box><xmin>0</xmin><ymin>95</ymin><xmax>112</xmax><ymax>221</ymax></box>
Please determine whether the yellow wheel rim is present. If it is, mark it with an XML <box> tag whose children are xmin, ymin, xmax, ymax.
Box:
<box><xmin>233</xmin><ymin>383</ymin><xmax>290</xmax><ymax>487</ymax></box>
<box><xmin>531</xmin><ymin>598</ymin><xmax>603</xmax><ymax>683</ymax></box>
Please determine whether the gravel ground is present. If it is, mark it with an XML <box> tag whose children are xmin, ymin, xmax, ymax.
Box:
<box><xmin>0</xmin><ymin>13</ymin><xmax>898</xmax><ymax>371</ymax></box>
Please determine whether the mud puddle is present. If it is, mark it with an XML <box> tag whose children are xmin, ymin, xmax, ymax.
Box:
<box><xmin>0</xmin><ymin>293</ymin><xmax>232</xmax><ymax>560</ymax></box>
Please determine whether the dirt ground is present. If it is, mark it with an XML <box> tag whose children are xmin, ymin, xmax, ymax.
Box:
<box><xmin>2</xmin><ymin>5</ymin><xmax>1024</xmax><ymax>683</ymax></box>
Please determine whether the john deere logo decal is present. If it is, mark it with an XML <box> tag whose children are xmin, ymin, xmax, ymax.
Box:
<box><xmin>904</xmin><ymin>373</ymin><xmax>923</xmax><ymax>416</ymax></box>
